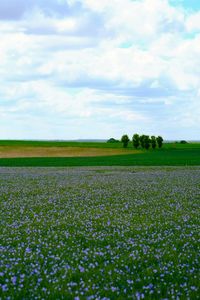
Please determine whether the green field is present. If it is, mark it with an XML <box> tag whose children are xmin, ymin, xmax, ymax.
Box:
<box><xmin>0</xmin><ymin>141</ymin><xmax>199</xmax><ymax>166</ymax></box>
<box><xmin>0</xmin><ymin>140</ymin><xmax>124</xmax><ymax>149</ymax></box>
<box><xmin>1</xmin><ymin>140</ymin><xmax>200</xmax><ymax>149</ymax></box>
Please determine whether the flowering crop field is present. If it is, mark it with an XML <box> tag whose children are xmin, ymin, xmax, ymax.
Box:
<box><xmin>0</xmin><ymin>167</ymin><xmax>199</xmax><ymax>299</ymax></box>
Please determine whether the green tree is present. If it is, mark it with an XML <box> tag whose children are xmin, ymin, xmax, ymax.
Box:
<box><xmin>121</xmin><ymin>134</ymin><xmax>130</xmax><ymax>148</ymax></box>
<box><xmin>180</xmin><ymin>140</ymin><xmax>187</xmax><ymax>144</ymax></box>
<box><xmin>144</xmin><ymin>135</ymin><xmax>151</xmax><ymax>150</ymax></box>
<box><xmin>132</xmin><ymin>134</ymin><xmax>140</xmax><ymax>149</ymax></box>
<box><xmin>156</xmin><ymin>136</ymin><xmax>164</xmax><ymax>148</ymax></box>
<box><xmin>139</xmin><ymin>135</ymin><xmax>146</xmax><ymax>149</ymax></box>
<box><xmin>107</xmin><ymin>138</ymin><xmax>119</xmax><ymax>143</ymax></box>
<box><xmin>151</xmin><ymin>136</ymin><xmax>157</xmax><ymax>149</ymax></box>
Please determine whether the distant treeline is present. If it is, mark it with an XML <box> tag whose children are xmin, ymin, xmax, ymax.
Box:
<box><xmin>107</xmin><ymin>135</ymin><xmax>164</xmax><ymax>149</ymax></box>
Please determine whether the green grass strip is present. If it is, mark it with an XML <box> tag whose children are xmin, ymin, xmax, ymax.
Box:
<box><xmin>0</xmin><ymin>148</ymin><xmax>199</xmax><ymax>166</ymax></box>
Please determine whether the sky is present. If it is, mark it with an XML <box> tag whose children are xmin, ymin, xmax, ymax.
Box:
<box><xmin>0</xmin><ymin>0</ymin><xmax>200</xmax><ymax>140</ymax></box>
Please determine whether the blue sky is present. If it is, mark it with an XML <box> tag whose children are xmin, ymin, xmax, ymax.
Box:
<box><xmin>0</xmin><ymin>0</ymin><xmax>200</xmax><ymax>140</ymax></box>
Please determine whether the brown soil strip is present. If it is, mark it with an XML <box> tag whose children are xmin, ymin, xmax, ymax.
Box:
<box><xmin>0</xmin><ymin>146</ymin><xmax>142</xmax><ymax>158</ymax></box>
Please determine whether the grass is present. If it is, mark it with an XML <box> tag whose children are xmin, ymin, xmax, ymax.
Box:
<box><xmin>0</xmin><ymin>140</ymin><xmax>200</xmax><ymax>149</ymax></box>
<box><xmin>0</xmin><ymin>147</ymin><xmax>199</xmax><ymax>166</ymax></box>
<box><xmin>0</xmin><ymin>140</ymin><xmax>199</xmax><ymax>166</ymax></box>
<box><xmin>0</xmin><ymin>140</ymin><xmax>124</xmax><ymax>149</ymax></box>
<box><xmin>0</xmin><ymin>167</ymin><xmax>199</xmax><ymax>299</ymax></box>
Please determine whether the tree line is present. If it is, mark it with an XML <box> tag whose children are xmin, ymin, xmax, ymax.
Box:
<box><xmin>121</xmin><ymin>134</ymin><xmax>164</xmax><ymax>149</ymax></box>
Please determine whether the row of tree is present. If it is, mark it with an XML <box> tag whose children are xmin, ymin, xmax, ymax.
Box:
<box><xmin>121</xmin><ymin>134</ymin><xmax>164</xmax><ymax>149</ymax></box>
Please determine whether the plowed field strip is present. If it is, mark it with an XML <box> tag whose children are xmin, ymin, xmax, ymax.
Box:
<box><xmin>0</xmin><ymin>146</ymin><xmax>141</xmax><ymax>158</ymax></box>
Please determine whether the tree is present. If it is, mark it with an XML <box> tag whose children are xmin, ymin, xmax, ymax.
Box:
<box><xmin>107</xmin><ymin>138</ymin><xmax>120</xmax><ymax>143</ymax></box>
<box><xmin>132</xmin><ymin>134</ymin><xmax>140</xmax><ymax>149</ymax></box>
<box><xmin>151</xmin><ymin>136</ymin><xmax>157</xmax><ymax>149</ymax></box>
<box><xmin>139</xmin><ymin>135</ymin><xmax>146</xmax><ymax>149</ymax></box>
<box><xmin>156</xmin><ymin>136</ymin><xmax>164</xmax><ymax>148</ymax></box>
<box><xmin>180</xmin><ymin>140</ymin><xmax>187</xmax><ymax>144</ymax></box>
<box><xmin>144</xmin><ymin>135</ymin><xmax>151</xmax><ymax>150</ymax></box>
<box><xmin>121</xmin><ymin>134</ymin><xmax>130</xmax><ymax>148</ymax></box>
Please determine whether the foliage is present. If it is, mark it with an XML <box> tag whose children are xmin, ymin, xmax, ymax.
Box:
<box><xmin>107</xmin><ymin>138</ymin><xmax>120</xmax><ymax>143</ymax></box>
<box><xmin>132</xmin><ymin>134</ymin><xmax>140</xmax><ymax>149</ymax></box>
<box><xmin>156</xmin><ymin>136</ymin><xmax>164</xmax><ymax>148</ymax></box>
<box><xmin>139</xmin><ymin>135</ymin><xmax>146</xmax><ymax>149</ymax></box>
<box><xmin>180</xmin><ymin>140</ymin><xmax>188</xmax><ymax>144</ymax></box>
<box><xmin>143</xmin><ymin>135</ymin><xmax>151</xmax><ymax>150</ymax></box>
<box><xmin>121</xmin><ymin>134</ymin><xmax>130</xmax><ymax>148</ymax></box>
<box><xmin>151</xmin><ymin>136</ymin><xmax>157</xmax><ymax>149</ymax></box>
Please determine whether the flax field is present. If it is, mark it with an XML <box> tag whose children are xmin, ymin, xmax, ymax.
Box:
<box><xmin>0</xmin><ymin>167</ymin><xmax>199</xmax><ymax>299</ymax></box>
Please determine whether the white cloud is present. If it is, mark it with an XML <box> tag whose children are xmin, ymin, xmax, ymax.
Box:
<box><xmin>186</xmin><ymin>11</ymin><xmax>200</xmax><ymax>32</ymax></box>
<box><xmin>0</xmin><ymin>0</ymin><xmax>200</xmax><ymax>139</ymax></box>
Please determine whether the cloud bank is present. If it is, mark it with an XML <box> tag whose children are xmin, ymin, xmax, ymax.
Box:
<box><xmin>0</xmin><ymin>0</ymin><xmax>200</xmax><ymax>139</ymax></box>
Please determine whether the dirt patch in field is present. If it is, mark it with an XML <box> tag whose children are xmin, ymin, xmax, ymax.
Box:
<box><xmin>0</xmin><ymin>146</ymin><xmax>142</xmax><ymax>158</ymax></box>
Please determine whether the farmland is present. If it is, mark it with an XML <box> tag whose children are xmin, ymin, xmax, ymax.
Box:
<box><xmin>0</xmin><ymin>166</ymin><xmax>199</xmax><ymax>299</ymax></box>
<box><xmin>0</xmin><ymin>141</ymin><xmax>200</xmax><ymax>166</ymax></box>
<box><xmin>0</xmin><ymin>146</ymin><xmax>141</xmax><ymax>158</ymax></box>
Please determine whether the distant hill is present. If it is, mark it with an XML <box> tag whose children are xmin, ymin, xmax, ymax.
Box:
<box><xmin>72</xmin><ymin>139</ymin><xmax>107</xmax><ymax>142</ymax></box>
